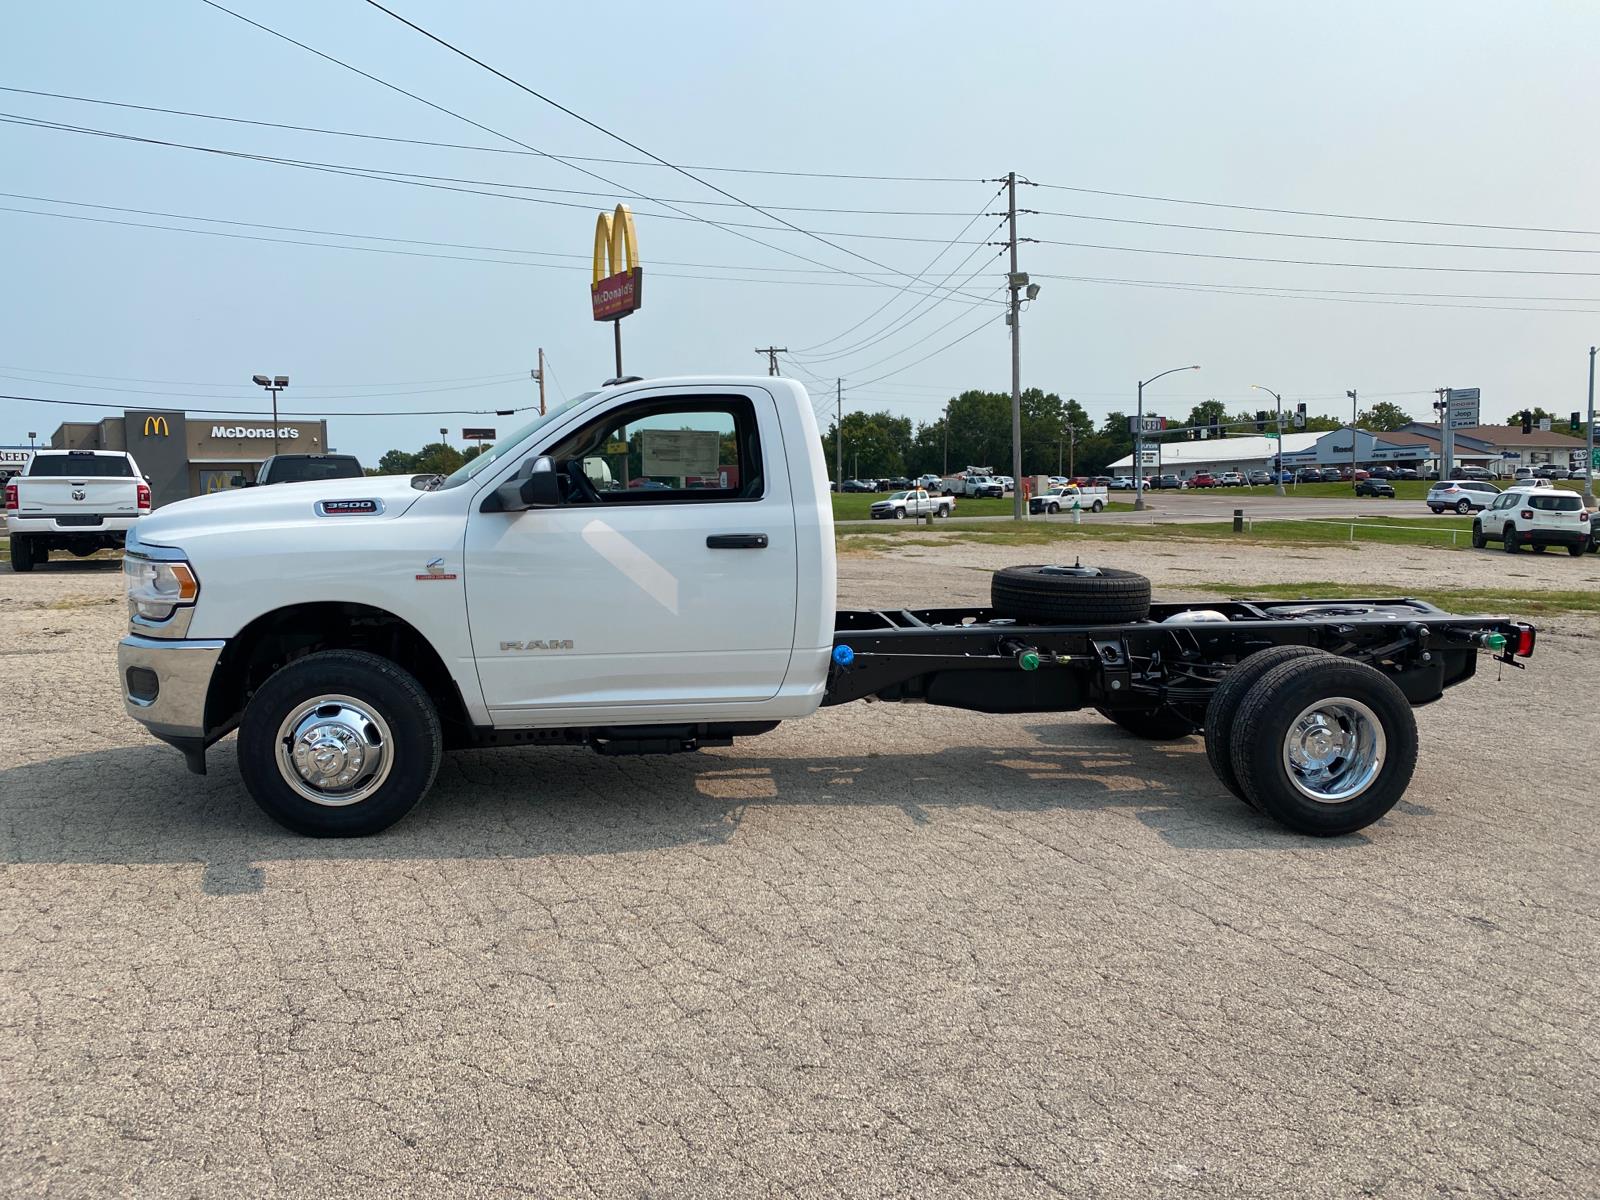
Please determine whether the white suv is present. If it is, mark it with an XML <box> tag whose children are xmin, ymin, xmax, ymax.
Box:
<box><xmin>1474</xmin><ymin>487</ymin><xmax>1591</xmax><ymax>556</ymax></box>
<box><xmin>1426</xmin><ymin>480</ymin><xmax>1499</xmax><ymax>513</ymax></box>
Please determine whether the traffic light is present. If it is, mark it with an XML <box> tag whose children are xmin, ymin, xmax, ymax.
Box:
<box><xmin>1255</xmin><ymin>411</ymin><xmax>1267</xmax><ymax>433</ymax></box>
<box><xmin>1294</xmin><ymin>403</ymin><xmax>1307</xmax><ymax>429</ymax></box>
<box><xmin>1572</xmin><ymin>412</ymin><xmax>1582</xmax><ymax>433</ymax></box>
<box><xmin>1521</xmin><ymin>411</ymin><xmax>1533</xmax><ymax>435</ymax></box>
<box><xmin>1209</xmin><ymin>419</ymin><xmax>1221</xmax><ymax>439</ymax></box>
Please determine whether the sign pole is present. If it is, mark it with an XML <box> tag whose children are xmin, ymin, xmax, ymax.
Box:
<box><xmin>614</xmin><ymin>322</ymin><xmax>623</xmax><ymax>379</ymax></box>
<box><xmin>1586</xmin><ymin>347</ymin><xmax>1596</xmax><ymax>506</ymax></box>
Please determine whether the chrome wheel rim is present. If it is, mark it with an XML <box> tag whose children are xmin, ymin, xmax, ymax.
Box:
<box><xmin>1280</xmin><ymin>696</ymin><xmax>1385</xmax><ymax>804</ymax></box>
<box><xmin>275</xmin><ymin>694</ymin><xmax>393</xmax><ymax>807</ymax></box>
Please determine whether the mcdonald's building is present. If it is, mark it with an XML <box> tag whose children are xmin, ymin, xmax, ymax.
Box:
<box><xmin>48</xmin><ymin>409</ymin><xmax>330</xmax><ymax>507</ymax></box>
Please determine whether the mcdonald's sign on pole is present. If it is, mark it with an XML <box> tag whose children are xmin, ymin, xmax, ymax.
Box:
<box><xmin>591</xmin><ymin>203</ymin><xmax>642</xmax><ymax>321</ymax></box>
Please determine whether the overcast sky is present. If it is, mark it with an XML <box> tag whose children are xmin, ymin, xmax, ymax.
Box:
<box><xmin>4</xmin><ymin>1</ymin><xmax>1599</xmax><ymax>462</ymax></box>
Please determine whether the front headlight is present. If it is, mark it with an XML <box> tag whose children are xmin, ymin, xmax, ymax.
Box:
<box><xmin>124</xmin><ymin>554</ymin><xmax>199</xmax><ymax>622</ymax></box>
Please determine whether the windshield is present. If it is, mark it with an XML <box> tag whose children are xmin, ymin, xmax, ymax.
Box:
<box><xmin>888</xmin><ymin>491</ymin><xmax>910</xmax><ymax>500</ymax></box>
<box><xmin>266</xmin><ymin>457</ymin><xmax>361</xmax><ymax>482</ymax></box>
<box><xmin>436</xmin><ymin>391</ymin><xmax>597</xmax><ymax>490</ymax></box>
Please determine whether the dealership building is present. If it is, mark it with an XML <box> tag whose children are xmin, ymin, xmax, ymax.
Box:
<box><xmin>48</xmin><ymin>409</ymin><xmax>331</xmax><ymax>507</ymax></box>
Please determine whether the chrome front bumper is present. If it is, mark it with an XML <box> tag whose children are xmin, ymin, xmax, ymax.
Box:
<box><xmin>117</xmin><ymin>635</ymin><xmax>225</xmax><ymax>740</ymax></box>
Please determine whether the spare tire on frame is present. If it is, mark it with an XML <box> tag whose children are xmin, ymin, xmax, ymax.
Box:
<box><xmin>989</xmin><ymin>564</ymin><xmax>1152</xmax><ymax>625</ymax></box>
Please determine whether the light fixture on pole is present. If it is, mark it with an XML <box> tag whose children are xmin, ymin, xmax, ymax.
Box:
<box><xmin>251</xmin><ymin>374</ymin><xmax>289</xmax><ymax>456</ymax></box>
<box><xmin>1133</xmin><ymin>365</ymin><xmax>1200</xmax><ymax>511</ymax></box>
<box><xmin>1251</xmin><ymin>384</ymin><xmax>1287</xmax><ymax>496</ymax></box>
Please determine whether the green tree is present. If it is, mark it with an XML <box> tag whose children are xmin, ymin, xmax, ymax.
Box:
<box><xmin>1359</xmin><ymin>401</ymin><xmax>1413</xmax><ymax>432</ymax></box>
<box><xmin>413</xmin><ymin>442</ymin><xmax>465</xmax><ymax>476</ymax></box>
<box><xmin>377</xmin><ymin>448</ymin><xmax>419</xmax><ymax>475</ymax></box>
<box><xmin>1504</xmin><ymin>406</ymin><xmax>1555</xmax><ymax>426</ymax></box>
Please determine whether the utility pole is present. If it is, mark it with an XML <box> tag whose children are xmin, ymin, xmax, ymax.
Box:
<box><xmin>533</xmin><ymin>349</ymin><xmax>546</xmax><ymax>415</ymax></box>
<box><xmin>835</xmin><ymin>378</ymin><xmax>843</xmax><ymax>487</ymax></box>
<box><xmin>1433</xmin><ymin>387</ymin><xmax>1451</xmax><ymax>481</ymax></box>
<box><xmin>943</xmin><ymin>400</ymin><xmax>950</xmax><ymax>477</ymax></box>
<box><xmin>755</xmin><ymin>347</ymin><xmax>787</xmax><ymax>376</ymax></box>
<box><xmin>1580</xmin><ymin>352</ymin><xmax>1593</xmax><ymax>512</ymax></box>
<box><xmin>1347</xmin><ymin>390</ymin><xmax>1359</xmax><ymax>488</ymax></box>
<box><xmin>1006</xmin><ymin>170</ymin><xmax>1024</xmax><ymax>520</ymax></box>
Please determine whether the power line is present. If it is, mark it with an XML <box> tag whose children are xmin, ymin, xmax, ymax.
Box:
<box><xmin>0</xmin><ymin>362</ymin><xmax>528</xmax><ymax>391</ymax></box>
<box><xmin>355</xmin><ymin>0</ymin><xmax>976</xmax><ymax>290</ymax></box>
<box><xmin>790</xmin><ymin>196</ymin><xmax>1003</xmax><ymax>354</ymax></box>
<box><xmin>1030</xmin><ymin>234</ymin><xmax>1600</xmax><ymax>278</ymax></box>
<box><xmin>1028</xmin><ymin>207</ymin><xmax>1600</xmax><ymax>255</ymax></box>
<box><xmin>1044</xmin><ymin>273</ymin><xmax>1600</xmax><ymax>315</ymax></box>
<box><xmin>1031</xmin><ymin>271</ymin><xmax>1600</xmax><ymax>304</ymax></box>
<box><xmin>0</xmin><ymin>85</ymin><xmax>984</xmax><ymax>182</ymax></box>
<box><xmin>0</xmin><ymin>371</ymin><xmax>537</xmax><ymax>402</ymax></box>
<box><xmin>0</xmin><ymin>203</ymin><xmax>996</xmax><ymax>298</ymax></box>
<box><xmin>192</xmin><ymin>1</ymin><xmax>981</xmax><ymax>300</ymax></box>
<box><xmin>1</xmin><ymin>391</ymin><xmax>535</xmax><ymax>417</ymax></box>
<box><xmin>854</xmin><ymin>315</ymin><xmax>1001</xmax><ymax>389</ymax></box>
<box><xmin>1029</xmin><ymin>178</ymin><xmax>1600</xmax><ymax>239</ymax></box>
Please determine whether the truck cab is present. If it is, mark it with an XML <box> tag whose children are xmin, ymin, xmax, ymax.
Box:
<box><xmin>118</xmin><ymin>378</ymin><xmax>835</xmax><ymax>829</ymax></box>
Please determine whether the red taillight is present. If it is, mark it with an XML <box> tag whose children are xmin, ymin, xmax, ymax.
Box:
<box><xmin>1580</xmin><ymin>511</ymin><xmax>1590</xmax><ymax>523</ymax></box>
<box><xmin>1515</xmin><ymin>627</ymin><xmax>1535</xmax><ymax>656</ymax></box>
<box><xmin>1520</xmin><ymin>509</ymin><xmax>1533</xmax><ymax>520</ymax></box>
<box><xmin>4</xmin><ymin>483</ymin><xmax>15</xmax><ymax>511</ymax></box>
<box><xmin>136</xmin><ymin>483</ymin><xmax>151</xmax><ymax>511</ymax></box>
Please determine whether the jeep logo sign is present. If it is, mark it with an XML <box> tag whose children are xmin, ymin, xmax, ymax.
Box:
<box><xmin>210</xmin><ymin>425</ymin><xmax>300</xmax><ymax>440</ymax></box>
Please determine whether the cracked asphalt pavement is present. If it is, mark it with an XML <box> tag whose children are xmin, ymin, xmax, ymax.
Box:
<box><xmin>2</xmin><ymin>545</ymin><xmax>1597</xmax><ymax>1197</ymax></box>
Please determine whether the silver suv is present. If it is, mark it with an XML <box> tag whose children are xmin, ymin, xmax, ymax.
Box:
<box><xmin>1474</xmin><ymin>487</ymin><xmax>1591</xmax><ymax>555</ymax></box>
<box><xmin>1426</xmin><ymin>480</ymin><xmax>1499</xmax><ymax>513</ymax></box>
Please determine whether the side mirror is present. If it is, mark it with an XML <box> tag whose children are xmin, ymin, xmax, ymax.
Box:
<box><xmin>230</xmin><ymin>475</ymin><xmax>247</xmax><ymax>488</ymax></box>
<box><xmin>492</xmin><ymin>455</ymin><xmax>562</xmax><ymax>512</ymax></box>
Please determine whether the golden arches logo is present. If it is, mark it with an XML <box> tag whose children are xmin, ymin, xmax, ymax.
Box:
<box><xmin>143</xmin><ymin>415</ymin><xmax>170</xmax><ymax>437</ymax></box>
<box><xmin>590</xmin><ymin>203</ymin><xmax>643</xmax><ymax>321</ymax></box>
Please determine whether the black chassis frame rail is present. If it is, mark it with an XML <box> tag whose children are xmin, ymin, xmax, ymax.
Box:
<box><xmin>824</xmin><ymin>599</ymin><xmax>1534</xmax><ymax>717</ymax></box>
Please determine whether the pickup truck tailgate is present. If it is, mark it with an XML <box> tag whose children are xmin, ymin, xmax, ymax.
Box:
<box><xmin>13</xmin><ymin>476</ymin><xmax>139</xmax><ymax>518</ymax></box>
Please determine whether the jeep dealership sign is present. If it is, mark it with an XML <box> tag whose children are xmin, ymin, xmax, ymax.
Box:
<box><xmin>210</xmin><ymin>425</ymin><xmax>300</xmax><ymax>440</ymax></box>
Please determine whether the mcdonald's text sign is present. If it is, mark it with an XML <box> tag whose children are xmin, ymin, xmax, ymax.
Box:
<box><xmin>591</xmin><ymin>203</ymin><xmax>643</xmax><ymax>322</ymax></box>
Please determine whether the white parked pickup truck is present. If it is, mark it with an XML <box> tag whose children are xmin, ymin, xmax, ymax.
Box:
<box><xmin>117</xmin><ymin>376</ymin><xmax>1537</xmax><ymax>840</ymax></box>
<box><xmin>7</xmin><ymin>449</ymin><xmax>150</xmax><ymax>571</ymax></box>
<box><xmin>869</xmin><ymin>488</ymin><xmax>954</xmax><ymax>519</ymax></box>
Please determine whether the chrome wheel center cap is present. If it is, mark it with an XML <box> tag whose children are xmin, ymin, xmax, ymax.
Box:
<box><xmin>275</xmin><ymin>695</ymin><xmax>392</xmax><ymax>806</ymax></box>
<box><xmin>293</xmin><ymin>725</ymin><xmax>364</xmax><ymax>786</ymax></box>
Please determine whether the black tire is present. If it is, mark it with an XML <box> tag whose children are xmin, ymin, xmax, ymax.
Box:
<box><xmin>1046</xmin><ymin>503</ymin><xmax>1059</xmax><ymax>514</ymax></box>
<box><xmin>1503</xmin><ymin>526</ymin><xmax>1519</xmax><ymax>553</ymax></box>
<box><xmin>1471</xmin><ymin>522</ymin><xmax>1486</xmax><ymax>549</ymax></box>
<box><xmin>893</xmin><ymin>508</ymin><xmax>906</xmax><ymax>520</ymax></box>
<box><xmin>938</xmin><ymin>504</ymin><xmax>951</xmax><ymax>517</ymax></box>
<box><xmin>1569</xmin><ymin>542</ymin><xmax>1586</xmax><ymax>557</ymax></box>
<box><xmin>1533</xmin><ymin>543</ymin><xmax>1547</xmax><ymax>553</ymax></box>
<box><xmin>68</xmin><ymin>546</ymin><xmax>96</xmax><ymax>558</ymax></box>
<box><xmin>990</xmin><ymin>564</ymin><xmax>1151</xmax><ymax>625</ymax></box>
<box><xmin>1095</xmin><ymin>706</ymin><xmax>1196</xmax><ymax>740</ymax></box>
<box><xmin>9</xmin><ymin>534</ymin><xmax>35</xmax><ymax>572</ymax></box>
<box><xmin>237</xmin><ymin>649</ymin><xmax>442</xmax><ymax>837</ymax></box>
<box><xmin>1091</xmin><ymin>499</ymin><xmax>1105</xmax><ymax>513</ymax></box>
<box><xmin>1229</xmin><ymin>656</ymin><xmax>1418</xmax><ymax>837</ymax></box>
<box><xmin>1455</xmin><ymin>499</ymin><xmax>1471</xmax><ymax>514</ymax></box>
<box><xmin>1429</xmin><ymin>506</ymin><xmax>1443</xmax><ymax>514</ymax></box>
<box><xmin>1203</xmin><ymin>645</ymin><xmax>1331</xmax><ymax>806</ymax></box>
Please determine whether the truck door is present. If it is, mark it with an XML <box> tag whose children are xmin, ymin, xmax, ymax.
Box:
<box><xmin>464</xmin><ymin>388</ymin><xmax>800</xmax><ymax>719</ymax></box>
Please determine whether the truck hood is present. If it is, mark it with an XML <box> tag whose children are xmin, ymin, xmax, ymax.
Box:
<box><xmin>132</xmin><ymin>474</ymin><xmax>430</xmax><ymax>548</ymax></box>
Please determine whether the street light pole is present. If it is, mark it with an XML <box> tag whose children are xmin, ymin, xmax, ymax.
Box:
<box><xmin>252</xmin><ymin>373</ymin><xmax>289</xmax><ymax>457</ymax></box>
<box><xmin>1133</xmin><ymin>365</ymin><xmax>1200</xmax><ymax>512</ymax></box>
<box><xmin>1586</xmin><ymin>346</ymin><xmax>1596</xmax><ymax>506</ymax></box>
<box><xmin>1347</xmin><ymin>389</ymin><xmax>1359</xmax><ymax>489</ymax></box>
<box><xmin>1251</xmin><ymin>385</ymin><xmax>1287</xmax><ymax>496</ymax></box>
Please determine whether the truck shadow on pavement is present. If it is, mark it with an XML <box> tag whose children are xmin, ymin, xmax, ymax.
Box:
<box><xmin>0</xmin><ymin>723</ymin><xmax>1372</xmax><ymax>891</ymax></box>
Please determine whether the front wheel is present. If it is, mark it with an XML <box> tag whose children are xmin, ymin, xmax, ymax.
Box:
<box><xmin>237</xmin><ymin>649</ymin><xmax>443</xmax><ymax>837</ymax></box>
<box><xmin>1229</xmin><ymin>656</ymin><xmax>1419</xmax><ymax>836</ymax></box>
<box><xmin>893</xmin><ymin>508</ymin><xmax>906</xmax><ymax>519</ymax></box>
<box><xmin>1471</xmin><ymin>522</ymin><xmax>1486</xmax><ymax>549</ymax></box>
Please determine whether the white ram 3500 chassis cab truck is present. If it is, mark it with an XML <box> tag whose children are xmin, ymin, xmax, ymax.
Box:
<box><xmin>118</xmin><ymin>377</ymin><xmax>1535</xmax><ymax>839</ymax></box>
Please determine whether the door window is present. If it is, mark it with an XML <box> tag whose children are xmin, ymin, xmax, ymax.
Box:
<box><xmin>544</xmin><ymin>397</ymin><xmax>763</xmax><ymax>503</ymax></box>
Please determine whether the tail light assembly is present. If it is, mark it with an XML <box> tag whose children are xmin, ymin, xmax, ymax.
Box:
<box><xmin>137</xmin><ymin>483</ymin><xmax>151</xmax><ymax>511</ymax></box>
<box><xmin>4</xmin><ymin>482</ymin><xmax>15</xmax><ymax>511</ymax></box>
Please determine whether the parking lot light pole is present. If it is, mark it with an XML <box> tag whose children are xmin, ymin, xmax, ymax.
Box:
<box><xmin>1347</xmin><ymin>389</ymin><xmax>1359</xmax><ymax>490</ymax></box>
<box><xmin>1580</xmin><ymin>345</ymin><xmax>1593</xmax><ymax>505</ymax></box>
<box><xmin>1134</xmin><ymin>365</ymin><xmax>1199</xmax><ymax>511</ymax></box>
<box><xmin>252</xmin><ymin>374</ymin><xmax>289</xmax><ymax>456</ymax></box>
<box><xmin>1251</xmin><ymin>384</ymin><xmax>1287</xmax><ymax>496</ymax></box>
